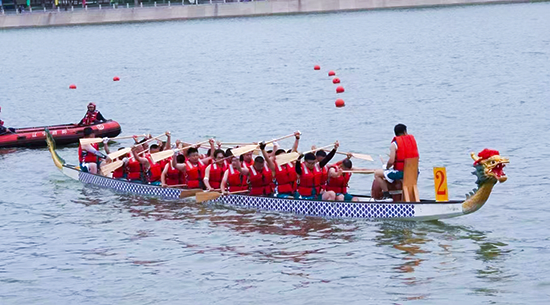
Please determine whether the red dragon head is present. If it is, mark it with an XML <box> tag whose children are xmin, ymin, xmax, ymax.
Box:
<box><xmin>471</xmin><ymin>149</ymin><xmax>509</xmax><ymax>183</ymax></box>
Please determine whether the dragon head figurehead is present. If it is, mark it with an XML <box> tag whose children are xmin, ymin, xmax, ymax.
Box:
<box><xmin>463</xmin><ymin>149</ymin><xmax>509</xmax><ymax>214</ymax></box>
<box><xmin>471</xmin><ymin>149</ymin><xmax>509</xmax><ymax>185</ymax></box>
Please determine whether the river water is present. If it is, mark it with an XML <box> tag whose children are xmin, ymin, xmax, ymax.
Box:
<box><xmin>1</xmin><ymin>2</ymin><xmax>550</xmax><ymax>304</ymax></box>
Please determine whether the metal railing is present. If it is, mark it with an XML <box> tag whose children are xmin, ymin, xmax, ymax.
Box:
<box><xmin>0</xmin><ymin>0</ymin><xmax>268</xmax><ymax>15</ymax></box>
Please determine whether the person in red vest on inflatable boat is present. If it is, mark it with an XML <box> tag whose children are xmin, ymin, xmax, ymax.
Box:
<box><xmin>0</xmin><ymin>106</ymin><xmax>15</xmax><ymax>135</ymax></box>
<box><xmin>78</xmin><ymin>103</ymin><xmax>107</xmax><ymax>126</ymax></box>
<box><xmin>374</xmin><ymin>124</ymin><xmax>419</xmax><ymax>201</ymax></box>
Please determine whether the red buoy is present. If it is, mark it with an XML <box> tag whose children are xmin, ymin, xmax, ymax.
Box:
<box><xmin>336</xmin><ymin>86</ymin><xmax>345</xmax><ymax>93</ymax></box>
<box><xmin>335</xmin><ymin>99</ymin><xmax>345</xmax><ymax>108</ymax></box>
<box><xmin>113</xmin><ymin>76</ymin><xmax>120</xmax><ymax>81</ymax></box>
<box><xmin>314</xmin><ymin>65</ymin><xmax>321</xmax><ymax>70</ymax></box>
<box><xmin>332</xmin><ymin>77</ymin><xmax>340</xmax><ymax>84</ymax></box>
<box><xmin>328</xmin><ymin>70</ymin><xmax>336</xmax><ymax>76</ymax></box>
<box><xmin>69</xmin><ymin>84</ymin><xmax>77</xmax><ymax>89</ymax></box>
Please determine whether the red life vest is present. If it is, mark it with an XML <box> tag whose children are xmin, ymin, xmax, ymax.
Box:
<box><xmin>186</xmin><ymin>160</ymin><xmax>205</xmax><ymax>189</ymax></box>
<box><xmin>112</xmin><ymin>165</ymin><xmax>125</xmax><ymax>179</ymax></box>
<box><xmin>319</xmin><ymin>164</ymin><xmax>329</xmax><ymax>191</ymax></box>
<box><xmin>274</xmin><ymin>162</ymin><xmax>297</xmax><ymax>194</ymax></box>
<box><xmin>146</xmin><ymin>155</ymin><xmax>162</xmax><ymax>183</ymax></box>
<box><xmin>127</xmin><ymin>158</ymin><xmax>143</xmax><ymax>181</ymax></box>
<box><xmin>242</xmin><ymin>159</ymin><xmax>254</xmax><ymax>169</ymax></box>
<box><xmin>392</xmin><ymin>134</ymin><xmax>419</xmax><ymax>171</ymax></box>
<box><xmin>249</xmin><ymin>164</ymin><xmax>273</xmax><ymax>196</ymax></box>
<box><xmin>165</xmin><ymin>163</ymin><xmax>183</xmax><ymax>186</ymax></box>
<box><xmin>226</xmin><ymin>165</ymin><xmax>248</xmax><ymax>192</ymax></box>
<box><xmin>207</xmin><ymin>163</ymin><xmax>225</xmax><ymax>189</ymax></box>
<box><xmin>78</xmin><ymin>143</ymin><xmax>100</xmax><ymax>163</ymax></box>
<box><xmin>326</xmin><ymin>166</ymin><xmax>351</xmax><ymax>194</ymax></box>
<box><xmin>82</xmin><ymin>110</ymin><xmax>99</xmax><ymax>125</ymax></box>
<box><xmin>297</xmin><ymin>163</ymin><xmax>322</xmax><ymax>197</ymax></box>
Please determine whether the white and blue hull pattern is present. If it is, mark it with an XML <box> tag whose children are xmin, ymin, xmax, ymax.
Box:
<box><xmin>58</xmin><ymin>164</ymin><xmax>467</xmax><ymax>221</ymax></box>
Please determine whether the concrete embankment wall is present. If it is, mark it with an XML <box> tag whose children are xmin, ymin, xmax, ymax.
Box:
<box><xmin>0</xmin><ymin>0</ymin><xmax>539</xmax><ymax>29</ymax></box>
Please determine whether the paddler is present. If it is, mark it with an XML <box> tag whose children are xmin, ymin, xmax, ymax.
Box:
<box><xmin>295</xmin><ymin>141</ymin><xmax>339</xmax><ymax>200</ymax></box>
<box><xmin>220</xmin><ymin>154</ymin><xmax>249</xmax><ymax>194</ymax></box>
<box><xmin>264</xmin><ymin>131</ymin><xmax>301</xmax><ymax>198</ymax></box>
<box><xmin>161</xmin><ymin>154</ymin><xmax>186</xmax><ymax>187</ymax></box>
<box><xmin>171</xmin><ymin>139</ymin><xmax>216</xmax><ymax>189</ymax></box>
<box><xmin>235</xmin><ymin>142</ymin><xmax>274</xmax><ymax>196</ymax></box>
<box><xmin>327</xmin><ymin>158</ymin><xmax>358</xmax><ymax>202</ymax></box>
<box><xmin>78</xmin><ymin>127</ymin><xmax>111</xmax><ymax>174</ymax></box>
<box><xmin>112</xmin><ymin>148</ymin><xmax>130</xmax><ymax>180</ymax></box>
<box><xmin>241</xmin><ymin>151</ymin><xmax>254</xmax><ymax>169</ymax></box>
<box><xmin>373</xmin><ymin>124</ymin><xmax>419</xmax><ymax>201</ymax></box>
<box><xmin>203</xmin><ymin>149</ymin><xmax>227</xmax><ymax>191</ymax></box>
<box><xmin>78</xmin><ymin>103</ymin><xmax>107</xmax><ymax>126</ymax></box>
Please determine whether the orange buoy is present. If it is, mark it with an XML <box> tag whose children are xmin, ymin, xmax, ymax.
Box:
<box><xmin>113</xmin><ymin>76</ymin><xmax>120</xmax><ymax>81</ymax></box>
<box><xmin>328</xmin><ymin>70</ymin><xmax>336</xmax><ymax>76</ymax></box>
<box><xmin>69</xmin><ymin>84</ymin><xmax>77</xmax><ymax>89</ymax></box>
<box><xmin>336</xmin><ymin>86</ymin><xmax>345</xmax><ymax>93</ymax></box>
<box><xmin>314</xmin><ymin>65</ymin><xmax>321</xmax><ymax>70</ymax></box>
<box><xmin>335</xmin><ymin>99</ymin><xmax>345</xmax><ymax>108</ymax></box>
<box><xmin>332</xmin><ymin>77</ymin><xmax>340</xmax><ymax>84</ymax></box>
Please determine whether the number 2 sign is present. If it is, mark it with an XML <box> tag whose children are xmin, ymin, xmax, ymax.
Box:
<box><xmin>433</xmin><ymin>167</ymin><xmax>449</xmax><ymax>202</ymax></box>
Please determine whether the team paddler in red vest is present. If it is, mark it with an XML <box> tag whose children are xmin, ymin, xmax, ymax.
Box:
<box><xmin>161</xmin><ymin>154</ymin><xmax>186</xmax><ymax>187</ymax></box>
<box><xmin>203</xmin><ymin>149</ymin><xmax>228</xmax><ymax>191</ymax></box>
<box><xmin>170</xmin><ymin>139</ymin><xmax>216</xmax><ymax>189</ymax></box>
<box><xmin>78</xmin><ymin>103</ymin><xmax>107</xmax><ymax>126</ymax></box>
<box><xmin>374</xmin><ymin>123</ymin><xmax>419</xmax><ymax>201</ymax></box>
<box><xmin>233</xmin><ymin>142</ymin><xmax>276</xmax><ymax>196</ymax></box>
<box><xmin>220</xmin><ymin>154</ymin><xmax>249</xmax><ymax>194</ymax></box>
<box><xmin>294</xmin><ymin>141</ymin><xmax>339</xmax><ymax>200</ymax></box>
<box><xmin>129</xmin><ymin>132</ymin><xmax>174</xmax><ymax>185</ymax></box>
<box><xmin>327</xmin><ymin>157</ymin><xmax>358</xmax><ymax>202</ymax></box>
<box><xmin>260</xmin><ymin>131</ymin><xmax>301</xmax><ymax>198</ymax></box>
<box><xmin>78</xmin><ymin>127</ymin><xmax>111</xmax><ymax>174</ymax></box>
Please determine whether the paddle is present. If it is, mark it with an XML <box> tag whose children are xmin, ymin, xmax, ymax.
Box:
<box><xmin>231</xmin><ymin>133</ymin><xmax>295</xmax><ymax>157</ymax></box>
<box><xmin>150</xmin><ymin>140</ymin><xmax>210</xmax><ymax>163</ymax></box>
<box><xmin>196</xmin><ymin>190</ymin><xmax>249</xmax><ymax>203</ymax></box>
<box><xmin>100</xmin><ymin>148</ymin><xmax>149</xmax><ymax>175</ymax></box>
<box><xmin>178</xmin><ymin>189</ymin><xmax>206</xmax><ymax>199</ymax></box>
<box><xmin>326</xmin><ymin>150</ymin><xmax>374</xmax><ymax>162</ymax></box>
<box><xmin>275</xmin><ymin>144</ymin><xmax>333</xmax><ymax>166</ymax></box>
<box><xmin>107</xmin><ymin>133</ymin><xmax>165</xmax><ymax>160</ymax></box>
<box><xmin>166</xmin><ymin>184</ymin><xmax>187</xmax><ymax>188</ymax></box>
<box><xmin>342</xmin><ymin>169</ymin><xmax>376</xmax><ymax>174</ymax></box>
<box><xmin>221</xmin><ymin>142</ymin><xmax>274</xmax><ymax>147</ymax></box>
<box><xmin>79</xmin><ymin>134</ymin><xmax>146</xmax><ymax>145</ymax></box>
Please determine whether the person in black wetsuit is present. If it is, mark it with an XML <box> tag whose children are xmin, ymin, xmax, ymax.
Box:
<box><xmin>78</xmin><ymin>103</ymin><xmax>107</xmax><ymax>126</ymax></box>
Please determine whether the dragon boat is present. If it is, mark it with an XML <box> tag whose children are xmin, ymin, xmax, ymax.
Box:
<box><xmin>0</xmin><ymin>120</ymin><xmax>121</xmax><ymax>148</ymax></box>
<box><xmin>45</xmin><ymin>130</ymin><xmax>509</xmax><ymax>221</ymax></box>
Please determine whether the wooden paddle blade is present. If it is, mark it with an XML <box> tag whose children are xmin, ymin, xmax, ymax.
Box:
<box><xmin>343</xmin><ymin>169</ymin><xmax>375</xmax><ymax>174</ymax></box>
<box><xmin>107</xmin><ymin>147</ymin><xmax>131</xmax><ymax>160</ymax></box>
<box><xmin>79</xmin><ymin>138</ymin><xmax>103</xmax><ymax>145</ymax></box>
<box><xmin>196</xmin><ymin>191</ymin><xmax>222</xmax><ymax>203</ymax></box>
<box><xmin>231</xmin><ymin>144</ymin><xmax>258</xmax><ymax>157</ymax></box>
<box><xmin>179</xmin><ymin>189</ymin><xmax>205</xmax><ymax>199</ymax></box>
<box><xmin>351</xmin><ymin>153</ymin><xmax>374</xmax><ymax>161</ymax></box>
<box><xmin>151</xmin><ymin>150</ymin><xmax>174</xmax><ymax>163</ymax></box>
<box><xmin>100</xmin><ymin>160</ymin><xmax>123</xmax><ymax>174</ymax></box>
<box><xmin>275</xmin><ymin>152</ymin><xmax>300</xmax><ymax>166</ymax></box>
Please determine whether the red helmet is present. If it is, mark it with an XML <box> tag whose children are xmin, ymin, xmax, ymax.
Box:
<box><xmin>87</xmin><ymin>103</ymin><xmax>96</xmax><ymax>110</ymax></box>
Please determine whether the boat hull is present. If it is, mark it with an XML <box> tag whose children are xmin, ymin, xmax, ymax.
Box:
<box><xmin>58</xmin><ymin>163</ymin><xmax>466</xmax><ymax>221</ymax></box>
<box><xmin>0</xmin><ymin>120</ymin><xmax>121</xmax><ymax>148</ymax></box>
